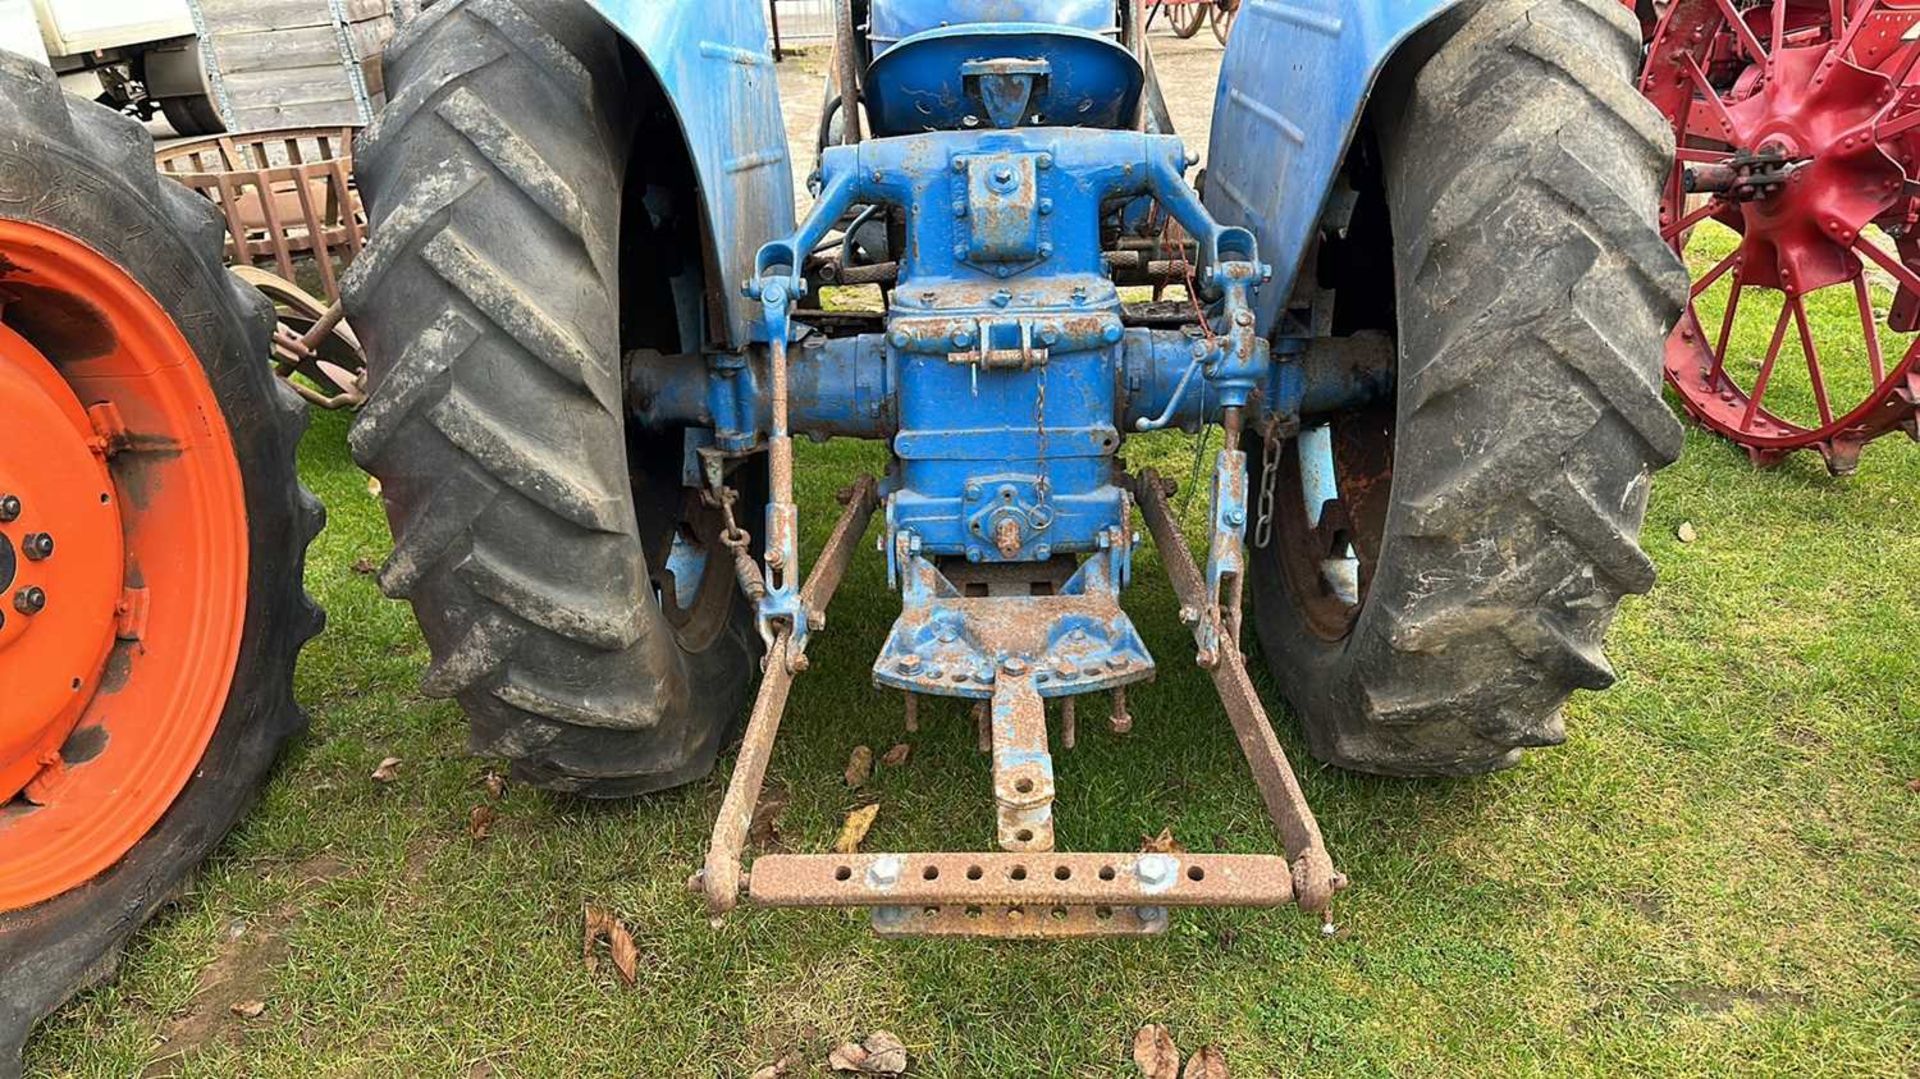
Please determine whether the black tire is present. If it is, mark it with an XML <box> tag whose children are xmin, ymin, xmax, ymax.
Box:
<box><xmin>345</xmin><ymin>0</ymin><xmax>759</xmax><ymax>797</ymax></box>
<box><xmin>158</xmin><ymin>94</ymin><xmax>224</xmax><ymax>137</ymax></box>
<box><xmin>1247</xmin><ymin>0</ymin><xmax>1685</xmax><ymax>776</ymax></box>
<box><xmin>0</xmin><ymin>55</ymin><xmax>321</xmax><ymax>1072</ymax></box>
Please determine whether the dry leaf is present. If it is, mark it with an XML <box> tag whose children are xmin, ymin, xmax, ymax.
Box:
<box><xmin>880</xmin><ymin>743</ymin><xmax>911</xmax><ymax>767</ymax></box>
<box><xmin>608</xmin><ymin>920</ymin><xmax>639</xmax><ymax>987</ymax></box>
<box><xmin>1676</xmin><ymin>521</ymin><xmax>1698</xmax><ymax>543</ymax></box>
<box><xmin>351</xmin><ymin>555</ymin><xmax>377</xmax><ymax>575</ymax></box>
<box><xmin>1140</xmin><ymin>827</ymin><xmax>1187</xmax><ymax>855</ymax></box>
<box><xmin>582</xmin><ymin>903</ymin><xmax>618</xmax><ymax>975</ymax></box>
<box><xmin>467</xmin><ymin>804</ymin><xmax>495</xmax><ymax>840</ymax></box>
<box><xmin>1133</xmin><ymin>1024</ymin><xmax>1180</xmax><ymax>1079</ymax></box>
<box><xmin>229</xmin><ymin>1000</ymin><xmax>266</xmax><ymax>1020</ymax></box>
<box><xmin>481</xmin><ymin>770</ymin><xmax>508</xmax><ymax>800</ymax></box>
<box><xmin>366</xmin><ymin>475</ymin><xmax>382</xmax><ymax>497</ymax></box>
<box><xmin>844</xmin><ymin>745</ymin><xmax>875</xmax><ymax>787</ymax></box>
<box><xmin>1183</xmin><ymin>1045</ymin><xmax>1229</xmax><ymax>1079</ymax></box>
<box><xmin>370</xmin><ymin>756</ymin><xmax>402</xmax><ymax>783</ymax></box>
<box><xmin>1907</xmin><ymin>777</ymin><xmax>1920</xmax><ymax>794</ymax></box>
<box><xmin>827</xmin><ymin>1031</ymin><xmax>907</xmax><ymax>1074</ymax></box>
<box><xmin>833</xmin><ymin>802</ymin><xmax>881</xmax><ymax>854</ymax></box>
<box><xmin>749</xmin><ymin>1058</ymin><xmax>793</xmax><ymax>1079</ymax></box>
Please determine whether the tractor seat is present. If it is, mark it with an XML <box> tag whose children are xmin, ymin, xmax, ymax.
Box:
<box><xmin>863</xmin><ymin>0</ymin><xmax>1144</xmax><ymax>136</ymax></box>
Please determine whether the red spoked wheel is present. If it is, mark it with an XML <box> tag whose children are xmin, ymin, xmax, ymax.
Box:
<box><xmin>0</xmin><ymin>220</ymin><xmax>251</xmax><ymax>909</ymax></box>
<box><xmin>1642</xmin><ymin>0</ymin><xmax>1920</xmax><ymax>473</ymax></box>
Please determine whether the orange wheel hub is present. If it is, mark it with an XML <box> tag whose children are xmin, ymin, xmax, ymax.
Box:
<box><xmin>0</xmin><ymin>220</ymin><xmax>249</xmax><ymax>911</ymax></box>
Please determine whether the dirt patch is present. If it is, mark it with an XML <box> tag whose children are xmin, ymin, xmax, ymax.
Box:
<box><xmin>1663</xmin><ymin>983</ymin><xmax>1809</xmax><ymax>1014</ymax></box>
<box><xmin>139</xmin><ymin>851</ymin><xmax>344</xmax><ymax>1076</ymax></box>
<box><xmin>140</xmin><ymin>921</ymin><xmax>291</xmax><ymax>1076</ymax></box>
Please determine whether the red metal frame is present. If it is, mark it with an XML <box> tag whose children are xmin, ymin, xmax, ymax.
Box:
<box><xmin>1642</xmin><ymin>0</ymin><xmax>1920</xmax><ymax>472</ymax></box>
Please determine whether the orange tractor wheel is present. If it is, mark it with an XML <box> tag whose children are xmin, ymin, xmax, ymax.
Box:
<box><xmin>0</xmin><ymin>54</ymin><xmax>321</xmax><ymax>1067</ymax></box>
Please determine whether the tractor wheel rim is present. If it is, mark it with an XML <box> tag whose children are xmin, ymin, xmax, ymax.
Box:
<box><xmin>1644</xmin><ymin>0</ymin><xmax>1920</xmax><ymax>471</ymax></box>
<box><xmin>1265</xmin><ymin>403</ymin><xmax>1393</xmax><ymax>642</ymax></box>
<box><xmin>0</xmin><ymin>220</ymin><xmax>250</xmax><ymax>911</ymax></box>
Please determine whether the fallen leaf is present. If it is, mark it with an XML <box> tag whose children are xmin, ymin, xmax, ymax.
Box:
<box><xmin>1140</xmin><ymin>827</ymin><xmax>1187</xmax><ymax>855</ymax></box>
<box><xmin>481</xmin><ymin>770</ymin><xmax>508</xmax><ymax>800</ymax></box>
<box><xmin>1907</xmin><ymin>777</ymin><xmax>1920</xmax><ymax>794</ymax></box>
<box><xmin>1133</xmin><ymin>1024</ymin><xmax>1180</xmax><ymax>1079</ymax></box>
<box><xmin>1184</xmin><ymin>1045</ymin><xmax>1229</xmax><ymax>1078</ymax></box>
<box><xmin>366</xmin><ymin>475</ymin><xmax>382</xmax><ymax>497</ymax></box>
<box><xmin>844</xmin><ymin>745</ymin><xmax>874</xmax><ymax>787</ymax></box>
<box><xmin>229</xmin><ymin>1000</ymin><xmax>266</xmax><ymax>1020</ymax></box>
<box><xmin>1676</xmin><ymin>521</ymin><xmax>1698</xmax><ymax>543</ymax></box>
<box><xmin>608</xmin><ymin>920</ymin><xmax>639</xmax><ymax>987</ymax></box>
<box><xmin>370</xmin><ymin>756</ymin><xmax>402</xmax><ymax>783</ymax></box>
<box><xmin>749</xmin><ymin>1058</ymin><xmax>793</xmax><ymax>1079</ymax></box>
<box><xmin>880</xmin><ymin>743</ymin><xmax>911</xmax><ymax>767</ymax></box>
<box><xmin>827</xmin><ymin>1031</ymin><xmax>907</xmax><ymax>1074</ymax></box>
<box><xmin>833</xmin><ymin>802</ymin><xmax>881</xmax><ymax>854</ymax></box>
<box><xmin>467</xmin><ymin>804</ymin><xmax>495</xmax><ymax>840</ymax></box>
<box><xmin>351</xmin><ymin>555</ymin><xmax>377</xmax><ymax>575</ymax></box>
<box><xmin>582</xmin><ymin>904</ymin><xmax>618</xmax><ymax>975</ymax></box>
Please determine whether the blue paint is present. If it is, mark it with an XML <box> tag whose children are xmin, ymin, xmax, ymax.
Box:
<box><xmin>600</xmin><ymin>0</ymin><xmax>1415</xmax><ymax>708</ymax></box>
<box><xmin>1204</xmin><ymin>0</ymin><xmax>1468</xmax><ymax>335</ymax></box>
<box><xmin>583</xmin><ymin>0</ymin><xmax>795</xmax><ymax>348</ymax></box>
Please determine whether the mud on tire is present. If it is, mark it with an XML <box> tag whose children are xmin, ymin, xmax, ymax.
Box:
<box><xmin>0</xmin><ymin>54</ymin><xmax>321</xmax><ymax>1072</ymax></box>
<box><xmin>345</xmin><ymin>0</ymin><xmax>759</xmax><ymax>797</ymax></box>
<box><xmin>1248</xmin><ymin>0</ymin><xmax>1686</xmax><ymax>776</ymax></box>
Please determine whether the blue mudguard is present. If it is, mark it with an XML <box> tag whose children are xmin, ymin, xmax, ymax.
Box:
<box><xmin>1203</xmin><ymin>0</ymin><xmax>1470</xmax><ymax>336</ymax></box>
<box><xmin>585</xmin><ymin>0</ymin><xmax>796</xmax><ymax>348</ymax></box>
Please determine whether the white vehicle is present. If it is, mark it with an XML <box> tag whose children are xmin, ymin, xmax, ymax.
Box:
<box><xmin>0</xmin><ymin>0</ymin><xmax>222</xmax><ymax>134</ymax></box>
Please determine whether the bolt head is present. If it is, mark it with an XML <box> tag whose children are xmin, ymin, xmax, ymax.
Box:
<box><xmin>22</xmin><ymin>533</ymin><xmax>53</xmax><ymax>560</ymax></box>
<box><xmin>889</xmin><ymin>329</ymin><xmax>911</xmax><ymax>348</ymax></box>
<box><xmin>0</xmin><ymin>495</ymin><xmax>18</xmax><ymax>522</ymax></box>
<box><xmin>13</xmin><ymin>586</ymin><xmax>45</xmax><ymax>615</ymax></box>
<box><xmin>1037</xmin><ymin>153</ymin><xmax>1053</xmax><ymax>169</ymax></box>
<box><xmin>1136</xmin><ymin>853</ymin><xmax>1175</xmax><ymax>887</ymax></box>
<box><xmin>866</xmin><ymin>855</ymin><xmax>903</xmax><ymax>888</ymax></box>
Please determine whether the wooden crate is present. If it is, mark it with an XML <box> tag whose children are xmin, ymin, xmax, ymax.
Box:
<box><xmin>189</xmin><ymin>0</ymin><xmax>394</xmax><ymax>132</ymax></box>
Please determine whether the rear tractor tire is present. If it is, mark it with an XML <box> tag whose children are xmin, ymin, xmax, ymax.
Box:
<box><xmin>0</xmin><ymin>53</ymin><xmax>322</xmax><ymax>1068</ymax></box>
<box><xmin>1248</xmin><ymin>0</ymin><xmax>1685</xmax><ymax>775</ymax></box>
<box><xmin>346</xmin><ymin>0</ymin><xmax>761</xmax><ymax>797</ymax></box>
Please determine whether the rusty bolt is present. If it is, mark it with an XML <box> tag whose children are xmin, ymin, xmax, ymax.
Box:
<box><xmin>13</xmin><ymin>587</ymin><xmax>45</xmax><ymax>615</ymax></box>
<box><xmin>1002</xmin><ymin>656</ymin><xmax>1027</xmax><ymax>676</ymax></box>
<box><xmin>790</xmin><ymin>653</ymin><xmax>811</xmax><ymax>673</ymax></box>
<box><xmin>1178</xmin><ymin>605</ymin><xmax>1200</xmax><ymax>625</ymax></box>
<box><xmin>992</xmin><ymin>517</ymin><xmax>1023</xmax><ymax>558</ymax></box>
<box><xmin>992</xmin><ymin>165</ymin><xmax>1014</xmax><ymax>184</ymax></box>
<box><xmin>0</xmin><ymin>495</ymin><xmax>18</xmax><ymax>522</ymax></box>
<box><xmin>21</xmin><ymin>533</ymin><xmax>52</xmax><ymax>560</ymax></box>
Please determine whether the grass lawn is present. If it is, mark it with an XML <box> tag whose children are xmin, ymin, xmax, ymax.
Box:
<box><xmin>24</xmin><ymin>285</ymin><xmax>1920</xmax><ymax>1072</ymax></box>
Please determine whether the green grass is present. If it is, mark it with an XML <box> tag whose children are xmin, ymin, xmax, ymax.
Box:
<box><xmin>23</xmin><ymin>394</ymin><xmax>1920</xmax><ymax>1075</ymax></box>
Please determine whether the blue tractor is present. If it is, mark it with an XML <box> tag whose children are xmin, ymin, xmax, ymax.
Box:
<box><xmin>338</xmin><ymin>0</ymin><xmax>1684</xmax><ymax>934</ymax></box>
<box><xmin>0</xmin><ymin>0</ymin><xmax>1681</xmax><ymax>1053</ymax></box>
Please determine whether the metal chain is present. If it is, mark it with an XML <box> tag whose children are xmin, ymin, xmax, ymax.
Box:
<box><xmin>1253</xmin><ymin>414</ymin><xmax>1281</xmax><ymax>550</ymax></box>
<box><xmin>706</xmin><ymin>484</ymin><xmax>767</xmax><ymax>602</ymax></box>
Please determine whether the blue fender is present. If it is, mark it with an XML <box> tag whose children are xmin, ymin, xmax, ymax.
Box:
<box><xmin>1203</xmin><ymin>0</ymin><xmax>1470</xmax><ymax>336</ymax></box>
<box><xmin>585</xmin><ymin>0</ymin><xmax>796</xmax><ymax>348</ymax></box>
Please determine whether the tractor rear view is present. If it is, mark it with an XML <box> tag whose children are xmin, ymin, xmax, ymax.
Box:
<box><xmin>342</xmin><ymin>0</ymin><xmax>1680</xmax><ymax>933</ymax></box>
<box><xmin>0</xmin><ymin>0</ymin><xmax>1680</xmax><ymax>1062</ymax></box>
